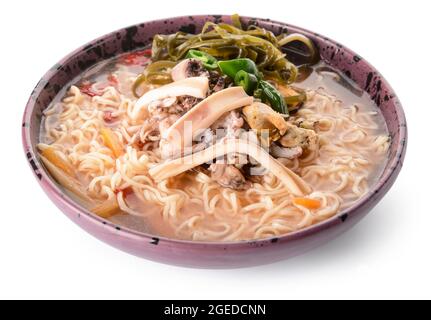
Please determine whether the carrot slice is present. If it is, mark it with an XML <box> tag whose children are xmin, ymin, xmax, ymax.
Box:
<box><xmin>100</xmin><ymin>128</ymin><xmax>123</xmax><ymax>158</ymax></box>
<box><xmin>41</xmin><ymin>147</ymin><xmax>75</xmax><ymax>177</ymax></box>
<box><xmin>292</xmin><ymin>197</ymin><xmax>321</xmax><ymax>210</ymax></box>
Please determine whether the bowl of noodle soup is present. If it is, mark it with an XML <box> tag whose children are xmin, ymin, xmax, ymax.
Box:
<box><xmin>22</xmin><ymin>15</ymin><xmax>406</xmax><ymax>268</ymax></box>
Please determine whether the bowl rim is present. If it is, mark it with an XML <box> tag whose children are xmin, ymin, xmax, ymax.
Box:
<box><xmin>22</xmin><ymin>14</ymin><xmax>407</xmax><ymax>248</ymax></box>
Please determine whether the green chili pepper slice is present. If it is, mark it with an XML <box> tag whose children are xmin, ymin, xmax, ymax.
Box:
<box><xmin>218</xmin><ymin>58</ymin><xmax>261</xmax><ymax>80</ymax></box>
<box><xmin>132</xmin><ymin>73</ymin><xmax>147</xmax><ymax>98</ymax></box>
<box><xmin>234</xmin><ymin>70</ymin><xmax>258</xmax><ymax>95</ymax></box>
<box><xmin>259</xmin><ymin>80</ymin><xmax>288</xmax><ymax>115</ymax></box>
<box><xmin>186</xmin><ymin>49</ymin><xmax>218</xmax><ymax>69</ymax></box>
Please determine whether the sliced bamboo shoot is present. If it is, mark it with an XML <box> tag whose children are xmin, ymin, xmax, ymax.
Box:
<box><xmin>149</xmin><ymin>138</ymin><xmax>311</xmax><ymax>196</ymax></box>
<box><xmin>40</xmin><ymin>148</ymin><xmax>120</xmax><ymax>218</ymax></box>
<box><xmin>162</xmin><ymin>87</ymin><xmax>253</xmax><ymax>157</ymax></box>
<box><xmin>91</xmin><ymin>197</ymin><xmax>120</xmax><ymax>218</ymax></box>
<box><xmin>40</xmin><ymin>155</ymin><xmax>92</xmax><ymax>203</ymax></box>
<box><xmin>41</xmin><ymin>147</ymin><xmax>75</xmax><ymax>177</ymax></box>
<box><xmin>132</xmin><ymin>76</ymin><xmax>209</xmax><ymax>120</ymax></box>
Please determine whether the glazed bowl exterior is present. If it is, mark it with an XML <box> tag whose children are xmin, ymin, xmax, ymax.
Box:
<box><xmin>22</xmin><ymin>15</ymin><xmax>407</xmax><ymax>268</ymax></box>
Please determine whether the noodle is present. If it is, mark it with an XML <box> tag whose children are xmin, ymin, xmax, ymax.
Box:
<box><xmin>39</xmin><ymin>54</ymin><xmax>389</xmax><ymax>242</ymax></box>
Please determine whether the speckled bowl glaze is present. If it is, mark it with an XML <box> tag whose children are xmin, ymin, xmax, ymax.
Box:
<box><xmin>22</xmin><ymin>15</ymin><xmax>407</xmax><ymax>268</ymax></box>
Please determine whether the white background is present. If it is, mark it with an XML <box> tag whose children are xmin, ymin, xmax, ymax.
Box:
<box><xmin>0</xmin><ymin>0</ymin><xmax>430</xmax><ymax>300</ymax></box>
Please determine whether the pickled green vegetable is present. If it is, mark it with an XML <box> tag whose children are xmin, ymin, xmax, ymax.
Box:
<box><xmin>149</xmin><ymin>17</ymin><xmax>319</xmax><ymax>84</ymax></box>
<box><xmin>132</xmin><ymin>60</ymin><xmax>176</xmax><ymax>97</ymax></box>
<box><xmin>234</xmin><ymin>70</ymin><xmax>258</xmax><ymax>95</ymax></box>
<box><xmin>231</xmin><ymin>14</ymin><xmax>242</xmax><ymax>30</ymax></box>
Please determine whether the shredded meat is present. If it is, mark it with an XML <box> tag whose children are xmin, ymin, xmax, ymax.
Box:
<box><xmin>209</xmin><ymin>163</ymin><xmax>250</xmax><ymax>190</ymax></box>
<box><xmin>171</xmin><ymin>59</ymin><xmax>230</xmax><ymax>95</ymax></box>
<box><xmin>195</xmin><ymin>128</ymin><xmax>215</xmax><ymax>148</ymax></box>
<box><xmin>211</xmin><ymin>110</ymin><xmax>244</xmax><ymax>139</ymax></box>
<box><xmin>184</xmin><ymin>59</ymin><xmax>210</xmax><ymax>78</ymax></box>
<box><xmin>209</xmin><ymin>71</ymin><xmax>230</xmax><ymax>93</ymax></box>
<box><xmin>138</xmin><ymin>94</ymin><xmax>203</xmax><ymax>151</ymax></box>
<box><xmin>158</xmin><ymin>114</ymin><xmax>180</xmax><ymax>133</ymax></box>
<box><xmin>147</xmin><ymin>96</ymin><xmax>202</xmax><ymax>120</ymax></box>
<box><xmin>147</xmin><ymin>97</ymin><xmax>177</xmax><ymax>118</ymax></box>
<box><xmin>206</xmin><ymin>110</ymin><xmax>251</xmax><ymax>189</ymax></box>
<box><xmin>211</xmin><ymin>110</ymin><xmax>246</xmax><ymax>166</ymax></box>
<box><xmin>176</xmin><ymin>96</ymin><xmax>202</xmax><ymax>114</ymax></box>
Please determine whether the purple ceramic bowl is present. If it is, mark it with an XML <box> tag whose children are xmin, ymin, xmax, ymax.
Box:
<box><xmin>22</xmin><ymin>15</ymin><xmax>407</xmax><ymax>268</ymax></box>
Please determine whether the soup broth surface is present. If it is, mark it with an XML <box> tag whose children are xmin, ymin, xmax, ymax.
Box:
<box><xmin>39</xmin><ymin>51</ymin><xmax>389</xmax><ymax>241</ymax></box>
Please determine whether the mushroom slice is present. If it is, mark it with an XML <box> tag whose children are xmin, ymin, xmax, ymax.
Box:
<box><xmin>131</xmin><ymin>77</ymin><xmax>209</xmax><ymax>120</ymax></box>
<box><xmin>277</xmin><ymin>85</ymin><xmax>306</xmax><ymax>113</ymax></box>
<box><xmin>209</xmin><ymin>164</ymin><xmax>251</xmax><ymax>190</ymax></box>
<box><xmin>242</xmin><ymin>102</ymin><xmax>288</xmax><ymax>137</ymax></box>
<box><xmin>149</xmin><ymin>138</ymin><xmax>311</xmax><ymax>196</ymax></box>
<box><xmin>279</xmin><ymin>122</ymin><xmax>319</xmax><ymax>152</ymax></box>
<box><xmin>161</xmin><ymin>87</ymin><xmax>253</xmax><ymax>158</ymax></box>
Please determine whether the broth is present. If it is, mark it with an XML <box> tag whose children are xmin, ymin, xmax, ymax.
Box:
<box><xmin>39</xmin><ymin>40</ymin><xmax>389</xmax><ymax>241</ymax></box>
